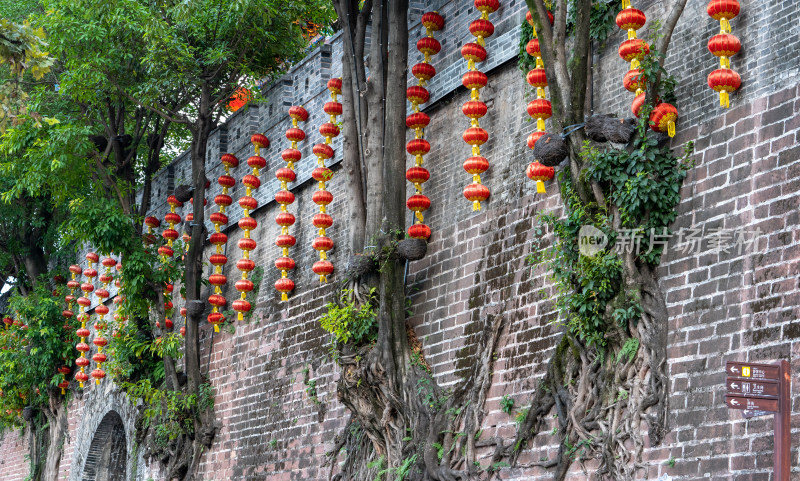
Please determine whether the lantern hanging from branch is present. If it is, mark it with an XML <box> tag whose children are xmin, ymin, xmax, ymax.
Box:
<box><xmin>274</xmin><ymin>106</ymin><xmax>307</xmax><ymax>301</ymax></box>
<box><xmin>311</xmin><ymin>78</ymin><xmax>342</xmax><ymax>283</ymax></box>
<box><xmin>57</xmin><ymin>366</ymin><xmax>70</xmax><ymax>395</ymax></box>
<box><xmin>143</xmin><ymin>216</ymin><xmax>160</xmax><ymax>245</ymax></box>
<box><xmin>234</xmin><ymin>135</ymin><xmax>268</xmax><ymax>320</ymax></box>
<box><xmin>460</xmin><ymin>0</ymin><xmax>498</xmax><ymax>211</ymax></box>
<box><xmin>706</xmin><ymin>1</ymin><xmax>741</xmax><ymax>108</ymax></box>
<box><xmin>406</xmin><ymin>11</ymin><xmax>443</xmax><ymax>240</ymax></box>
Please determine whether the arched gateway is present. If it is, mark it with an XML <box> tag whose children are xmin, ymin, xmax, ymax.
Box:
<box><xmin>80</xmin><ymin>411</ymin><xmax>126</xmax><ymax>481</ymax></box>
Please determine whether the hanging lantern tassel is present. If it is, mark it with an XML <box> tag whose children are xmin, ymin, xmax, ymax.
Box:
<box><xmin>275</xmin><ymin>106</ymin><xmax>307</xmax><ymax>301</ymax></box>
<box><xmin>311</xmin><ymin>78</ymin><xmax>342</xmax><ymax>284</ymax></box>
<box><xmin>405</xmin><ymin>12</ymin><xmax>443</xmax><ymax>241</ymax></box>
<box><xmin>460</xmin><ymin>1</ymin><xmax>498</xmax><ymax>212</ymax></box>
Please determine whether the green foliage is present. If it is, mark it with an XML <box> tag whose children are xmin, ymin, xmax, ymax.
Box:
<box><xmin>0</xmin><ymin>17</ymin><xmax>55</xmax><ymax>131</ymax></box>
<box><xmin>514</xmin><ymin>407</ymin><xmax>529</xmax><ymax>426</ymax></box>
<box><xmin>500</xmin><ymin>394</ymin><xmax>515</xmax><ymax>414</ymax></box>
<box><xmin>616</xmin><ymin>338</ymin><xmax>639</xmax><ymax>364</ymax></box>
<box><xmin>517</xmin><ymin>19</ymin><xmax>536</xmax><ymax>77</ymax></box>
<box><xmin>122</xmin><ymin>378</ymin><xmax>214</xmax><ymax>447</ymax></box>
<box><xmin>528</xmin><ymin>116</ymin><xmax>693</xmax><ymax>347</ymax></box>
<box><xmin>319</xmin><ymin>288</ymin><xmax>378</xmax><ymax>346</ymax></box>
<box><xmin>566</xmin><ymin>0</ymin><xmax>623</xmax><ymax>44</ymax></box>
<box><xmin>0</xmin><ymin>279</ymin><xmax>74</xmax><ymax>430</ymax></box>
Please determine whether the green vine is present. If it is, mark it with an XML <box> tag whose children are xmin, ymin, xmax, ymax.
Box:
<box><xmin>528</xmin><ymin>115</ymin><xmax>694</xmax><ymax>348</ymax></box>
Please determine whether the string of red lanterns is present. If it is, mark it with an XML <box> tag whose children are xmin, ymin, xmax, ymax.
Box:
<box><xmin>61</xmin><ymin>265</ymin><xmax>82</xmax><ymax>394</ymax></box>
<box><xmin>233</xmin><ymin>134</ymin><xmax>268</xmax><ymax>320</ymax></box>
<box><xmin>90</xmin><ymin>256</ymin><xmax>114</xmax><ymax>385</ymax></box>
<box><xmin>524</xmin><ymin>9</ymin><xmax>555</xmax><ymax>194</ymax></box>
<box><xmin>275</xmin><ymin>106</ymin><xmax>308</xmax><ymax>301</ymax></box>
<box><xmin>707</xmin><ymin>0</ymin><xmax>741</xmax><ymax>108</ymax></box>
<box><xmin>208</xmin><ymin>153</ymin><xmax>238</xmax><ymax>332</ymax></box>
<box><xmin>160</xmin><ymin>196</ymin><xmax>183</xmax><ymax>258</ymax></box>
<box><xmin>460</xmin><ymin>0</ymin><xmax>499</xmax><ymax>211</ymax></box>
<box><xmin>405</xmin><ymin>11</ymin><xmax>443</xmax><ymax>241</ymax></box>
<box><xmin>311</xmin><ymin>78</ymin><xmax>342</xmax><ymax>283</ymax></box>
<box><xmin>74</xmin><ymin>253</ymin><xmax>98</xmax><ymax>388</ymax></box>
<box><xmin>617</xmin><ymin>1</ymin><xmax>678</xmax><ymax>137</ymax></box>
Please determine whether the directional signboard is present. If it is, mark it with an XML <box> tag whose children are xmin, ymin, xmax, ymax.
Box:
<box><xmin>724</xmin><ymin>360</ymin><xmax>790</xmax><ymax>481</ymax></box>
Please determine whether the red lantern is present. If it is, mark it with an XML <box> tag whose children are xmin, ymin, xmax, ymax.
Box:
<box><xmin>406</xmin><ymin>112</ymin><xmax>430</xmax><ymax>130</ymax></box>
<box><xmin>526</xmin><ymin>162</ymin><xmax>555</xmax><ymax>193</ymax></box>
<box><xmin>289</xmin><ymin>105</ymin><xmax>309</xmax><ymax>122</ymax></box>
<box><xmin>708</xmin><ymin>69</ymin><xmax>741</xmax><ymax>108</ymax></box>
<box><xmin>707</xmin><ymin>33</ymin><xmax>740</xmax><ymax>68</ymax></box>
<box><xmin>251</xmin><ymin>133</ymin><xmax>270</xmax><ymax>156</ymax></box>
<box><xmin>323</xmin><ymin>101</ymin><xmax>343</xmax><ymax>117</ymax></box>
<box><xmin>421</xmin><ymin>11</ymin><xmax>444</xmax><ymax>33</ymax></box>
<box><xmin>631</xmin><ymin>92</ymin><xmax>646</xmax><ymax>117</ymax></box>
<box><xmin>527</xmin><ymin>99</ymin><xmax>552</xmax><ymax>131</ymax></box>
<box><xmin>463</xmin><ymin>128</ymin><xmax>488</xmax><ymax>146</ymax></box>
<box><xmin>412</xmin><ymin>63</ymin><xmax>436</xmax><ymax>82</ymax></box>
<box><xmin>469</xmin><ymin>19</ymin><xmax>494</xmax><ymax>40</ymax></box>
<box><xmin>407</xmin><ymin>139</ymin><xmax>431</xmax><ymax>156</ymax></box>
<box><xmin>461</xmin><ymin>43</ymin><xmax>487</xmax><ymax>66</ymax></box>
<box><xmin>313</xmin><ymin>261</ymin><xmax>334</xmax><ymax>278</ymax></box>
<box><xmin>525</xmin><ymin>9</ymin><xmax>554</xmax><ymax>27</ymax></box>
<box><xmin>408</xmin><ymin>223</ymin><xmax>431</xmax><ymax>240</ymax></box>
<box><xmin>623</xmin><ymin>69</ymin><xmax>646</xmax><ymax>93</ymax></box>
<box><xmin>463</xmin><ymin>156</ymin><xmax>489</xmax><ymax>176</ymax></box>
<box><xmin>208</xmin><ymin>312</ymin><xmax>225</xmax><ymax>331</ymax></box>
<box><xmin>275</xmin><ymin>106</ymin><xmax>305</xmax><ymax>300</ymax></box>
<box><xmin>406</xmin><ymin>167</ymin><xmax>430</xmax><ymax>184</ymax></box>
<box><xmin>649</xmin><ymin>103</ymin><xmax>678</xmax><ymax>137</ymax></box>
<box><xmin>407</xmin><ymin>86</ymin><xmax>430</xmax><ymax>105</ymax></box>
<box><xmin>616</xmin><ymin>8</ymin><xmax>646</xmax><ymax>40</ymax></box>
<box><xmin>707</xmin><ymin>0</ymin><xmax>739</xmax><ymax>33</ymax></box>
<box><xmin>527</xmin><ymin>131</ymin><xmax>545</xmax><ymax>150</ymax></box>
<box><xmin>618</xmin><ymin>39</ymin><xmax>649</xmax><ymax>68</ymax></box>
<box><xmin>462</xmin><ymin>71</ymin><xmax>488</xmax><ymax>91</ymax></box>
<box><xmin>417</xmin><ymin>37</ymin><xmax>441</xmax><ymax>56</ymax></box>
<box><xmin>275</xmin><ymin>278</ymin><xmax>295</xmax><ymax>299</ymax></box>
<box><xmin>464</xmin><ymin>183</ymin><xmax>490</xmax><ymax>211</ymax></box>
<box><xmin>313</xmin><ymin>143</ymin><xmax>334</xmax><ymax>159</ymax></box>
<box><xmin>462</xmin><ymin>101</ymin><xmax>488</xmax><ymax>119</ymax></box>
<box><xmin>407</xmin><ymin>194</ymin><xmax>431</xmax><ymax>213</ymax></box>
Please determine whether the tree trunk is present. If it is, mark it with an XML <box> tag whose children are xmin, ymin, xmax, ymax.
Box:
<box><xmin>41</xmin><ymin>398</ymin><xmax>68</xmax><ymax>481</ymax></box>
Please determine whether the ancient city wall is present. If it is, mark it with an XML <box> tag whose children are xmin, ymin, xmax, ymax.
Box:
<box><xmin>1</xmin><ymin>0</ymin><xmax>799</xmax><ymax>479</ymax></box>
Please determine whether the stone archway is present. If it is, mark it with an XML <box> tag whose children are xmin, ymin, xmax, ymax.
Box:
<box><xmin>68</xmin><ymin>381</ymin><xmax>148</xmax><ymax>481</ymax></box>
<box><xmin>81</xmin><ymin>411</ymin><xmax>127</xmax><ymax>481</ymax></box>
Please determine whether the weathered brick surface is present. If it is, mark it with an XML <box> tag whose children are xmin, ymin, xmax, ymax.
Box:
<box><xmin>2</xmin><ymin>0</ymin><xmax>799</xmax><ymax>479</ymax></box>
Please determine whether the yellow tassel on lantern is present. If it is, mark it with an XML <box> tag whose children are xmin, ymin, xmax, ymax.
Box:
<box><xmin>536</xmin><ymin>87</ymin><xmax>546</xmax><ymax>98</ymax></box>
<box><xmin>214</xmin><ymin>324</ymin><xmax>219</xmax><ymax>333</ymax></box>
<box><xmin>622</xmin><ymin>0</ymin><xmax>630</xmax><ymax>8</ymax></box>
<box><xmin>720</xmin><ymin>91</ymin><xmax>730</xmax><ymax>109</ymax></box>
<box><xmin>473</xmin><ymin>200</ymin><xmax>481</xmax><ymax>211</ymax></box>
<box><xmin>61</xmin><ymin>387</ymin><xmax>66</xmax><ymax>394</ymax></box>
<box><xmin>630</xmin><ymin>59</ymin><xmax>640</xmax><ymax>70</ymax></box>
<box><xmin>668</xmin><ymin>121</ymin><xmax>675</xmax><ymax>138</ymax></box>
<box><xmin>720</xmin><ymin>18</ymin><xmax>731</xmax><ymax>34</ymax></box>
<box><xmin>536</xmin><ymin>181</ymin><xmax>546</xmax><ymax>194</ymax></box>
<box><xmin>627</xmin><ymin>29</ymin><xmax>636</xmax><ymax>40</ymax></box>
<box><xmin>720</xmin><ymin>56</ymin><xmax>730</xmax><ymax>69</ymax></box>
<box><xmin>537</xmin><ymin>118</ymin><xmax>546</xmax><ymax>131</ymax></box>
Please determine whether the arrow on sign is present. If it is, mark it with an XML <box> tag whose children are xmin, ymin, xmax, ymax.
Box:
<box><xmin>730</xmin><ymin>366</ymin><xmax>739</xmax><ymax>374</ymax></box>
<box><xmin>731</xmin><ymin>382</ymin><xmax>739</xmax><ymax>389</ymax></box>
<box><xmin>730</xmin><ymin>399</ymin><xmax>740</xmax><ymax>406</ymax></box>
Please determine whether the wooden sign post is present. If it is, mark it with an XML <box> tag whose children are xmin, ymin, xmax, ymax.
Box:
<box><xmin>725</xmin><ymin>360</ymin><xmax>790</xmax><ymax>481</ymax></box>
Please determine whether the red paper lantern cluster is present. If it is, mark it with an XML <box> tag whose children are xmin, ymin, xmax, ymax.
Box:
<box><xmin>311</xmin><ymin>78</ymin><xmax>342</xmax><ymax>283</ymax></box>
<box><xmin>207</xmin><ymin>153</ymin><xmax>238</xmax><ymax>332</ymax></box>
<box><xmin>233</xmin><ymin>135</ymin><xmax>269</xmax><ymax>320</ymax></box>
<box><xmin>74</xmin><ymin>253</ymin><xmax>98</xmax><ymax>388</ymax></box>
<box><xmin>524</xmin><ymin>9</ymin><xmax>555</xmax><ymax>194</ymax></box>
<box><xmin>57</xmin><ymin>366</ymin><xmax>70</xmax><ymax>395</ymax></box>
<box><xmin>405</xmin><ymin>12</ymin><xmax>444</xmax><ymax>241</ymax></box>
<box><xmin>460</xmin><ymin>1</ymin><xmax>498</xmax><ymax>212</ymax></box>
<box><xmin>274</xmin><ymin>106</ymin><xmax>307</xmax><ymax>301</ymax></box>
<box><xmin>616</xmin><ymin>2</ymin><xmax>679</xmax><ymax>137</ymax></box>
<box><xmin>707</xmin><ymin>1</ymin><xmax>741</xmax><ymax>108</ymax></box>
<box><xmin>159</xmin><ymin>196</ymin><xmax>183</xmax><ymax>258</ymax></box>
<box><xmin>88</xmin><ymin>256</ymin><xmax>115</xmax><ymax>385</ymax></box>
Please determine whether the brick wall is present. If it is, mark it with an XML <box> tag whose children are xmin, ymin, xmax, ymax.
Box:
<box><xmin>1</xmin><ymin>0</ymin><xmax>798</xmax><ymax>479</ymax></box>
